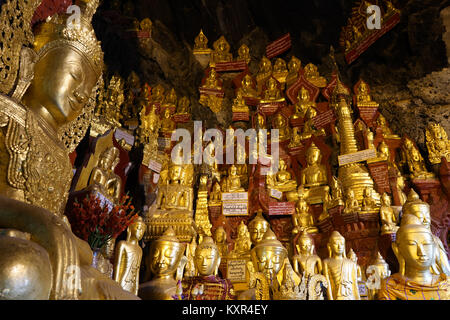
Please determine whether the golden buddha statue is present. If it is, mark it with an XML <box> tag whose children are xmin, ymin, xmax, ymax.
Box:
<box><xmin>221</xmin><ymin>165</ymin><xmax>245</xmax><ymax>193</ymax></box>
<box><xmin>402</xmin><ymin>190</ymin><xmax>450</xmax><ymax>277</ymax></box>
<box><xmin>195</xmin><ymin>175</ymin><xmax>213</xmax><ymax>243</ymax></box>
<box><xmin>288</xmin><ymin>127</ymin><xmax>303</xmax><ymax>148</ymax></box>
<box><xmin>426</xmin><ymin>122</ymin><xmax>450</xmax><ymax>164</ymax></box>
<box><xmin>292</xmin><ymin>231</ymin><xmax>322</xmax><ymax>277</ymax></box>
<box><xmin>402</xmin><ymin>137</ymin><xmax>435</xmax><ymax>179</ymax></box>
<box><xmin>272</xmin><ymin>58</ymin><xmax>288</xmax><ymax>84</ymax></box>
<box><xmin>261</xmin><ymin>77</ymin><xmax>285</xmax><ymax>103</ymax></box>
<box><xmin>330</xmin><ymin>176</ymin><xmax>345</xmax><ymax>207</ymax></box>
<box><xmin>214</xmin><ymin>227</ymin><xmax>229</xmax><ymax>259</ymax></box>
<box><xmin>378</xmin><ymin>217</ymin><xmax>449</xmax><ymax>300</ymax></box>
<box><xmin>267</xmin><ymin>158</ymin><xmax>297</xmax><ymax>197</ymax></box>
<box><xmin>286</xmin><ymin>56</ymin><xmax>301</xmax><ymax>86</ymax></box>
<box><xmin>291</xmin><ymin>86</ymin><xmax>317</xmax><ymax>120</ymax></box>
<box><xmin>176</xmin><ymin>96</ymin><xmax>190</xmax><ymax>114</ymax></box>
<box><xmin>232</xmin><ymin>91</ymin><xmax>249</xmax><ymax>113</ymax></box>
<box><xmin>292</xmin><ymin>193</ymin><xmax>318</xmax><ymax>235</ymax></box>
<box><xmin>380</xmin><ymin>193</ymin><xmax>399</xmax><ymax>235</ymax></box>
<box><xmin>211</xmin><ymin>36</ymin><xmax>233</xmax><ymax>64</ymax></box>
<box><xmin>113</xmin><ymin>216</ymin><xmax>146</xmax><ymax>295</ymax></box>
<box><xmin>160</xmin><ymin>107</ymin><xmax>176</xmax><ymax>134</ymax></box>
<box><xmin>203</xmin><ymin>68</ymin><xmax>222</xmax><ymax>90</ymax></box>
<box><xmin>88</xmin><ymin>146</ymin><xmax>122</xmax><ymax>203</ymax></box>
<box><xmin>151</xmin><ymin>84</ymin><xmax>165</xmax><ymax>104</ymax></box>
<box><xmin>256</xmin><ymin>56</ymin><xmax>273</xmax><ymax>90</ymax></box>
<box><xmin>366</xmin><ymin>252</ymin><xmax>391</xmax><ymax>300</ymax></box>
<box><xmin>0</xmin><ymin>0</ymin><xmax>139</xmax><ymax>300</ymax></box>
<box><xmin>238</xmin><ymin>74</ymin><xmax>259</xmax><ymax>99</ymax></box>
<box><xmin>356</xmin><ymin>80</ymin><xmax>379</xmax><ymax>107</ymax></box>
<box><xmin>300</xmin><ymin>143</ymin><xmax>330</xmax><ymax>204</ymax></box>
<box><xmin>183</xmin><ymin>237</ymin><xmax>197</xmax><ymax>278</ymax></box>
<box><xmin>376</xmin><ymin>114</ymin><xmax>400</xmax><ymax>139</ymax></box>
<box><xmin>323</xmin><ymin>231</ymin><xmax>360</xmax><ymax>300</ymax></box>
<box><xmin>300</xmin><ymin>109</ymin><xmax>325</xmax><ymax>142</ymax></box>
<box><xmin>272</xmin><ymin>113</ymin><xmax>291</xmax><ymax>141</ymax></box>
<box><xmin>231</xmin><ymin>221</ymin><xmax>252</xmax><ymax>258</ymax></box>
<box><xmin>139</xmin><ymin>104</ymin><xmax>161</xmax><ymax>140</ymax></box>
<box><xmin>303</xmin><ymin>63</ymin><xmax>327</xmax><ymax>88</ymax></box>
<box><xmin>343</xmin><ymin>189</ymin><xmax>360</xmax><ymax>214</ymax></box>
<box><xmin>238</xmin><ymin>44</ymin><xmax>251</xmax><ymax>64</ymax></box>
<box><xmin>164</xmin><ymin>88</ymin><xmax>178</xmax><ymax>108</ymax></box>
<box><xmin>248</xmin><ymin>210</ymin><xmax>271</xmax><ymax>246</ymax></box>
<box><xmin>139</xmin><ymin>227</ymin><xmax>185</xmax><ymax>300</ymax></box>
<box><xmin>361</xmin><ymin>187</ymin><xmax>378</xmax><ymax>212</ymax></box>
<box><xmin>193</xmin><ymin>29</ymin><xmax>210</xmax><ymax>54</ymax></box>
<box><xmin>347</xmin><ymin>248</ymin><xmax>363</xmax><ymax>282</ymax></box>
<box><xmin>209</xmin><ymin>182</ymin><xmax>222</xmax><ymax>206</ymax></box>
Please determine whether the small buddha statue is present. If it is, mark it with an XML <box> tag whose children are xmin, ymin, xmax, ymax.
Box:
<box><xmin>113</xmin><ymin>216</ymin><xmax>146</xmax><ymax>295</ymax></box>
<box><xmin>214</xmin><ymin>227</ymin><xmax>229</xmax><ymax>259</ymax></box>
<box><xmin>203</xmin><ymin>68</ymin><xmax>222</xmax><ymax>90</ymax></box>
<box><xmin>238</xmin><ymin>44</ymin><xmax>251</xmax><ymax>64</ymax></box>
<box><xmin>231</xmin><ymin>221</ymin><xmax>252</xmax><ymax>258</ymax></box>
<box><xmin>164</xmin><ymin>88</ymin><xmax>178</xmax><ymax>108</ymax></box>
<box><xmin>402</xmin><ymin>138</ymin><xmax>435</xmax><ymax>179</ymax></box>
<box><xmin>151</xmin><ymin>84</ymin><xmax>165</xmax><ymax>104</ymax></box>
<box><xmin>160</xmin><ymin>108</ymin><xmax>176</xmax><ymax>134</ymax></box>
<box><xmin>232</xmin><ymin>91</ymin><xmax>249</xmax><ymax>113</ymax></box>
<box><xmin>323</xmin><ymin>231</ymin><xmax>360</xmax><ymax>300</ymax></box>
<box><xmin>267</xmin><ymin>158</ymin><xmax>297</xmax><ymax>195</ymax></box>
<box><xmin>211</xmin><ymin>36</ymin><xmax>233</xmax><ymax>64</ymax></box>
<box><xmin>304</xmin><ymin>63</ymin><xmax>327</xmax><ymax>88</ymax></box>
<box><xmin>248</xmin><ymin>210</ymin><xmax>271</xmax><ymax>246</ymax></box>
<box><xmin>139</xmin><ymin>104</ymin><xmax>160</xmax><ymax>144</ymax></box>
<box><xmin>209</xmin><ymin>182</ymin><xmax>222</xmax><ymax>206</ymax></box>
<box><xmin>347</xmin><ymin>249</ymin><xmax>363</xmax><ymax>282</ymax></box>
<box><xmin>343</xmin><ymin>189</ymin><xmax>360</xmax><ymax>214</ymax></box>
<box><xmin>194</xmin><ymin>29</ymin><xmax>210</xmax><ymax>53</ymax></box>
<box><xmin>288</xmin><ymin>127</ymin><xmax>303</xmax><ymax>148</ymax></box>
<box><xmin>366</xmin><ymin>252</ymin><xmax>391</xmax><ymax>300</ymax></box>
<box><xmin>378</xmin><ymin>218</ymin><xmax>449</xmax><ymax>300</ymax></box>
<box><xmin>273</xmin><ymin>58</ymin><xmax>288</xmax><ymax>84</ymax></box>
<box><xmin>330</xmin><ymin>176</ymin><xmax>344</xmax><ymax>207</ymax></box>
<box><xmin>286</xmin><ymin>56</ymin><xmax>301</xmax><ymax>86</ymax></box>
<box><xmin>292</xmin><ymin>231</ymin><xmax>322</xmax><ymax>277</ymax></box>
<box><xmin>139</xmin><ymin>227</ymin><xmax>185</xmax><ymax>300</ymax></box>
<box><xmin>402</xmin><ymin>190</ymin><xmax>450</xmax><ymax>276</ymax></box>
<box><xmin>300</xmin><ymin>107</ymin><xmax>326</xmax><ymax>140</ymax></box>
<box><xmin>291</xmin><ymin>86</ymin><xmax>317</xmax><ymax>120</ymax></box>
<box><xmin>292</xmin><ymin>194</ymin><xmax>318</xmax><ymax>235</ymax></box>
<box><xmin>376</xmin><ymin>114</ymin><xmax>400</xmax><ymax>139</ymax></box>
<box><xmin>356</xmin><ymin>80</ymin><xmax>379</xmax><ymax>107</ymax></box>
<box><xmin>272</xmin><ymin>113</ymin><xmax>291</xmax><ymax>141</ymax></box>
<box><xmin>300</xmin><ymin>143</ymin><xmax>330</xmax><ymax>204</ymax></box>
<box><xmin>221</xmin><ymin>165</ymin><xmax>245</xmax><ymax>193</ymax></box>
<box><xmin>361</xmin><ymin>187</ymin><xmax>377</xmax><ymax>212</ymax></box>
<box><xmin>426</xmin><ymin>122</ymin><xmax>450</xmax><ymax>164</ymax></box>
<box><xmin>261</xmin><ymin>77</ymin><xmax>285</xmax><ymax>103</ymax></box>
<box><xmin>256</xmin><ymin>56</ymin><xmax>273</xmax><ymax>90</ymax></box>
<box><xmin>380</xmin><ymin>193</ymin><xmax>399</xmax><ymax>235</ymax></box>
<box><xmin>238</xmin><ymin>74</ymin><xmax>259</xmax><ymax>99</ymax></box>
<box><xmin>88</xmin><ymin>146</ymin><xmax>122</xmax><ymax>204</ymax></box>
<box><xmin>176</xmin><ymin>96</ymin><xmax>190</xmax><ymax>114</ymax></box>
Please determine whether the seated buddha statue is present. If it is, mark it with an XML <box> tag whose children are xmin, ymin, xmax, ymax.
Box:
<box><xmin>378</xmin><ymin>216</ymin><xmax>449</xmax><ymax>300</ymax></box>
<box><xmin>214</xmin><ymin>227</ymin><xmax>229</xmax><ymax>259</ymax></box>
<box><xmin>272</xmin><ymin>113</ymin><xmax>291</xmax><ymax>141</ymax></box>
<box><xmin>163</xmin><ymin>88</ymin><xmax>177</xmax><ymax>108</ymax></box>
<box><xmin>248</xmin><ymin>210</ymin><xmax>271</xmax><ymax>247</ymax></box>
<box><xmin>426</xmin><ymin>122</ymin><xmax>450</xmax><ymax>164</ymax></box>
<box><xmin>272</xmin><ymin>58</ymin><xmax>288</xmax><ymax>84</ymax></box>
<box><xmin>261</xmin><ymin>77</ymin><xmax>285</xmax><ymax>103</ymax></box>
<box><xmin>356</xmin><ymin>80</ymin><xmax>379</xmax><ymax>107</ymax></box>
<box><xmin>330</xmin><ymin>176</ymin><xmax>344</xmax><ymax>207</ymax></box>
<box><xmin>292</xmin><ymin>192</ymin><xmax>319</xmax><ymax>235</ymax></box>
<box><xmin>0</xmin><ymin>0</ymin><xmax>139</xmax><ymax>300</ymax></box>
<box><xmin>88</xmin><ymin>146</ymin><xmax>122</xmax><ymax>204</ymax></box>
<box><xmin>402</xmin><ymin>190</ymin><xmax>450</xmax><ymax>277</ymax></box>
<box><xmin>292</xmin><ymin>231</ymin><xmax>322</xmax><ymax>277</ymax></box>
<box><xmin>376</xmin><ymin>114</ymin><xmax>400</xmax><ymax>139</ymax></box>
<box><xmin>231</xmin><ymin>221</ymin><xmax>252</xmax><ymax>258</ymax></box>
<box><xmin>113</xmin><ymin>216</ymin><xmax>146</xmax><ymax>295</ymax></box>
<box><xmin>323</xmin><ymin>231</ymin><xmax>360</xmax><ymax>300</ymax></box>
<box><xmin>303</xmin><ymin>63</ymin><xmax>327</xmax><ymax>88</ymax></box>
<box><xmin>238</xmin><ymin>44</ymin><xmax>251</xmax><ymax>64</ymax></box>
<box><xmin>256</xmin><ymin>56</ymin><xmax>273</xmax><ymax>90</ymax></box>
<box><xmin>139</xmin><ymin>104</ymin><xmax>160</xmax><ymax>138</ymax></box>
<box><xmin>151</xmin><ymin>84</ymin><xmax>165</xmax><ymax>104</ymax></box>
<box><xmin>286</xmin><ymin>56</ymin><xmax>301</xmax><ymax>86</ymax></box>
<box><xmin>300</xmin><ymin>143</ymin><xmax>330</xmax><ymax>204</ymax></box>
<box><xmin>361</xmin><ymin>187</ymin><xmax>377</xmax><ymax>212</ymax></box>
<box><xmin>288</xmin><ymin>127</ymin><xmax>303</xmax><ymax>148</ymax></box>
<box><xmin>232</xmin><ymin>91</ymin><xmax>249</xmax><ymax>113</ymax></box>
<box><xmin>343</xmin><ymin>189</ymin><xmax>360</xmax><ymax>214</ymax></box>
<box><xmin>291</xmin><ymin>86</ymin><xmax>317</xmax><ymax>120</ymax></box>
<box><xmin>221</xmin><ymin>165</ymin><xmax>245</xmax><ymax>193</ymax></box>
<box><xmin>238</xmin><ymin>74</ymin><xmax>259</xmax><ymax>99</ymax></box>
<box><xmin>299</xmin><ymin>107</ymin><xmax>326</xmax><ymax>140</ymax></box>
<box><xmin>402</xmin><ymin>138</ymin><xmax>435</xmax><ymax>179</ymax></box>
<box><xmin>182</xmin><ymin>237</ymin><xmax>236</xmax><ymax>300</ymax></box>
<box><xmin>160</xmin><ymin>108</ymin><xmax>176</xmax><ymax>134</ymax></box>
<box><xmin>139</xmin><ymin>227</ymin><xmax>185</xmax><ymax>300</ymax></box>
<box><xmin>211</xmin><ymin>36</ymin><xmax>233</xmax><ymax>64</ymax></box>
<box><xmin>267</xmin><ymin>158</ymin><xmax>297</xmax><ymax>198</ymax></box>
<box><xmin>209</xmin><ymin>182</ymin><xmax>222</xmax><ymax>206</ymax></box>
<box><xmin>193</xmin><ymin>29</ymin><xmax>210</xmax><ymax>54</ymax></box>
<box><xmin>203</xmin><ymin>68</ymin><xmax>222</xmax><ymax>90</ymax></box>
<box><xmin>379</xmin><ymin>193</ymin><xmax>399</xmax><ymax>235</ymax></box>
<box><xmin>176</xmin><ymin>96</ymin><xmax>190</xmax><ymax>115</ymax></box>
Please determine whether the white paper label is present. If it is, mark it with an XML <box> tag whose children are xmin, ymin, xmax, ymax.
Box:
<box><xmin>270</xmin><ymin>188</ymin><xmax>283</xmax><ymax>200</ymax></box>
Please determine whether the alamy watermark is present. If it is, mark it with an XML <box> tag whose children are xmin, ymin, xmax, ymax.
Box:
<box><xmin>367</xmin><ymin>5</ymin><xmax>382</xmax><ymax>30</ymax></box>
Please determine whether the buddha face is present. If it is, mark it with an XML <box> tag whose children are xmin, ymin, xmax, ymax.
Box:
<box><xmin>298</xmin><ymin>87</ymin><xmax>309</xmax><ymax>101</ymax></box>
<box><xmin>130</xmin><ymin>221</ymin><xmax>146</xmax><ymax>241</ymax></box>
<box><xmin>249</xmin><ymin>221</ymin><xmax>268</xmax><ymax>245</ymax></box>
<box><xmin>214</xmin><ymin>228</ymin><xmax>226</xmax><ymax>244</ymax></box>
<box><xmin>150</xmin><ymin>241</ymin><xmax>183</xmax><ymax>277</ymax></box>
<box><xmin>164</xmin><ymin>108</ymin><xmax>171</xmax><ymax>119</ymax></box>
<box><xmin>359</xmin><ymin>82</ymin><xmax>368</xmax><ymax>94</ymax></box>
<box><xmin>328</xmin><ymin>235</ymin><xmax>345</xmax><ymax>257</ymax></box>
<box><xmin>257</xmin><ymin>114</ymin><xmax>265</xmax><ymax>128</ymax></box>
<box><xmin>267</xmin><ymin>78</ymin><xmax>277</xmax><ymax>90</ymax></box>
<box><xmin>306</xmin><ymin>147</ymin><xmax>321</xmax><ymax>165</ymax></box>
<box><xmin>254</xmin><ymin>246</ymin><xmax>286</xmax><ymax>279</ymax></box>
<box><xmin>430</xmin><ymin>125</ymin><xmax>442</xmax><ymax>139</ymax></box>
<box><xmin>194</xmin><ymin>246</ymin><xmax>219</xmax><ymax>276</ymax></box>
<box><xmin>396</xmin><ymin>227</ymin><xmax>435</xmax><ymax>271</ymax></box>
<box><xmin>381</xmin><ymin>193</ymin><xmax>391</xmax><ymax>207</ymax></box>
<box><xmin>364</xmin><ymin>188</ymin><xmax>372</xmax><ymax>198</ymax></box>
<box><xmin>242</xmin><ymin>75</ymin><xmax>253</xmax><ymax>88</ymax></box>
<box><xmin>169</xmin><ymin>165</ymin><xmax>182</xmax><ymax>182</ymax></box>
<box><xmin>274</xmin><ymin>59</ymin><xmax>286</xmax><ymax>72</ymax></box>
<box><xmin>298</xmin><ymin>237</ymin><xmax>313</xmax><ymax>255</ymax></box>
<box><xmin>279</xmin><ymin>159</ymin><xmax>287</xmax><ymax>171</ymax></box>
<box><xmin>23</xmin><ymin>46</ymin><xmax>98</xmax><ymax>129</ymax></box>
<box><xmin>229</xmin><ymin>165</ymin><xmax>237</xmax><ymax>176</ymax></box>
<box><xmin>288</xmin><ymin>57</ymin><xmax>300</xmax><ymax>72</ymax></box>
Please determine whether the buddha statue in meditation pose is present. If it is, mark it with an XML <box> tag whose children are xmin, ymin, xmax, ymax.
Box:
<box><xmin>248</xmin><ymin>210</ymin><xmax>271</xmax><ymax>246</ymax></box>
<box><xmin>238</xmin><ymin>74</ymin><xmax>259</xmax><ymax>99</ymax></box>
<box><xmin>344</xmin><ymin>189</ymin><xmax>360</xmax><ymax>214</ymax></box>
<box><xmin>221</xmin><ymin>165</ymin><xmax>245</xmax><ymax>193</ymax></box>
<box><xmin>286</xmin><ymin>56</ymin><xmax>301</xmax><ymax>86</ymax></box>
<box><xmin>139</xmin><ymin>227</ymin><xmax>186</xmax><ymax>300</ymax></box>
<box><xmin>261</xmin><ymin>77</ymin><xmax>285</xmax><ymax>103</ymax></box>
<box><xmin>88</xmin><ymin>146</ymin><xmax>122</xmax><ymax>204</ymax></box>
<box><xmin>401</xmin><ymin>137</ymin><xmax>435</xmax><ymax>179</ymax></box>
<box><xmin>361</xmin><ymin>187</ymin><xmax>377</xmax><ymax>212</ymax></box>
<box><xmin>300</xmin><ymin>107</ymin><xmax>326</xmax><ymax>140</ymax></box>
<box><xmin>292</xmin><ymin>231</ymin><xmax>322</xmax><ymax>277</ymax></box>
<box><xmin>176</xmin><ymin>96</ymin><xmax>190</xmax><ymax>114</ymax></box>
<box><xmin>211</xmin><ymin>36</ymin><xmax>233</xmax><ymax>64</ymax></box>
<box><xmin>272</xmin><ymin>58</ymin><xmax>288</xmax><ymax>84</ymax></box>
<box><xmin>376</xmin><ymin>114</ymin><xmax>400</xmax><ymax>139</ymax></box>
<box><xmin>292</xmin><ymin>191</ymin><xmax>318</xmax><ymax>235</ymax></box>
<box><xmin>214</xmin><ymin>227</ymin><xmax>229</xmax><ymax>259</ymax></box>
<box><xmin>209</xmin><ymin>182</ymin><xmax>222</xmax><ymax>206</ymax></box>
<box><xmin>380</xmin><ymin>193</ymin><xmax>399</xmax><ymax>235</ymax></box>
<box><xmin>272</xmin><ymin>113</ymin><xmax>291</xmax><ymax>141</ymax></box>
<box><xmin>291</xmin><ymin>87</ymin><xmax>317</xmax><ymax>121</ymax></box>
<box><xmin>231</xmin><ymin>221</ymin><xmax>252</xmax><ymax>258</ymax></box>
<box><xmin>238</xmin><ymin>44</ymin><xmax>251</xmax><ymax>64</ymax></box>
<box><xmin>203</xmin><ymin>68</ymin><xmax>222</xmax><ymax>90</ymax></box>
<box><xmin>113</xmin><ymin>216</ymin><xmax>146</xmax><ymax>295</ymax></box>
<box><xmin>232</xmin><ymin>91</ymin><xmax>249</xmax><ymax>113</ymax></box>
<box><xmin>193</xmin><ymin>29</ymin><xmax>210</xmax><ymax>54</ymax></box>
<box><xmin>426</xmin><ymin>122</ymin><xmax>450</xmax><ymax>164</ymax></box>
<box><xmin>323</xmin><ymin>231</ymin><xmax>360</xmax><ymax>300</ymax></box>
<box><xmin>151</xmin><ymin>84</ymin><xmax>165</xmax><ymax>104</ymax></box>
<box><xmin>356</xmin><ymin>80</ymin><xmax>379</xmax><ymax>107</ymax></box>
<box><xmin>300</xmin><ymin>143</ymin><xmax>330</xmax><ymax>204</ymax></box>
<box><xmin>160</xmin><ymin>107</ymin><xmax>176</xmax><ymax>134</ymax></box>
<box><xmin>303</xmin><ymin>63</ymin><xmax>327</xmax><ymax>88</ymax></box>
<box><xmin>266</xmin><ymin>158</ymin><xmax>297</xmax><ymax>199</ymax></box>
<box><xmin>256</xmin><ymin>56</ymin><xmax>273</xmax><ymax>90</ymax></box>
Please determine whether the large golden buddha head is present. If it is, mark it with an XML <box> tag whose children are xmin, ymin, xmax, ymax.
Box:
<box><xmin>306</xmin><ymin>142</ymin><xmax>322</xmax><ymax>165</ymax></box>
<box><xmin>248</xmin><ymin>210</ymin><xmax>270</xmax><ymax>245</ymax></box>
<box><xmin>23</xmin><ymin>0</ymin><xmax>103</xmax><ymax>138</ymax></box>
<box><xmin>194</xmin><ymin>237</ymin><xmax>221</xmax><ymax>276</ymax></box>
<box><xmin>251</xmin><ymin>229</ymin><xmax>287</xmax><ymax>280</ymax></box>
<box><xmin>402</xmin><ymin>190</ymin><xmax>431</xmax><ymax>229</ymax></box>
<box><xmin>149</xmin><ymin>227</ymin><xmax>185</xmax><ymax>278</ymax></box>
